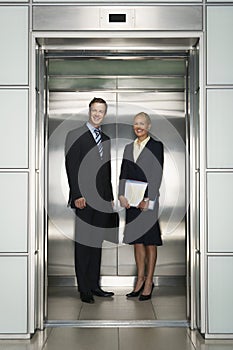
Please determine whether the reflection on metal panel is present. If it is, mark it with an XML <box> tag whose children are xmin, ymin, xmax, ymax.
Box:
<box><xmin>47</xmin><ymin>57</ymin><xmax>187</xmax><ymax>280</ymax></box>
<box><xmin>49</xmin><ymin>58</ymin><xmax>186</xmax><ymax>76</ymax></box>
<box><xmin>33</xmin><ymin>6</ymin><xmax>202</xmax><ymax>31</ymax></box>
<box><xmin>37</xmin><ymin>37</ymin><xmax>199</xmax><ymax>51</ymax></box>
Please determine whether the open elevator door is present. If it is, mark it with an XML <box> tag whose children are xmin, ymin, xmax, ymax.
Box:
<box><xmin>35</xmin><ymin>39</ymin><xmax>200</xmax><ymax>329</ymax></box>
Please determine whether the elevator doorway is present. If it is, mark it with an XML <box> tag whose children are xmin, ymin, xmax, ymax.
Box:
<box><xmin>35</xmin><ymin>38</ymin><xmax>200</xmax><ymax>327</ymax></box>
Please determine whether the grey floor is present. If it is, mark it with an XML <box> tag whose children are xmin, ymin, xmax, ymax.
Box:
<box><xmin>1</xmin><ymin>286</ymin><xmax>233</xmax><ymax>349</ymax></box>
<box><xmin>47</xmin><ymin>285</ymin><xmax>187</xmax><ymax>320</ymax></box>
<box><xmin>1</xmin><ymin>328</ymin><xmax>233</xmax><ymax>350</ymax></box>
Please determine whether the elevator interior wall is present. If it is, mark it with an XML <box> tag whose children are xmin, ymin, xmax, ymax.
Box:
<box><xmin>46</xmin><ymin>52</ymin><xmax>188</xmax><ymax>283</ymax></box>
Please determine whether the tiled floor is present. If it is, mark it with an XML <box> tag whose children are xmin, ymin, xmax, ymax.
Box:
<box><xmin>1</xmin><ymin>328</ymin><xmax>233</xmax><ymax>350</ymax></box>
<box><xmin>1</xmin><ymin>286</ymin><xmax>233</xmax><ymax>349</ymax></box>
<box><xmin>47</xmin><ymin>285</ymin><xmax>187</xmax><ymax>320</ymax></box>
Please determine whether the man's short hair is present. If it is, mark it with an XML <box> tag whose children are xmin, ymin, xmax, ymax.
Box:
<box><xmin>89</xmin><ymin>97</ymin><xmax>108</xmax><ymax>111</ymax></box>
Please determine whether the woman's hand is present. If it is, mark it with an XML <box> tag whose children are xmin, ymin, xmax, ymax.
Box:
<box><xmin>137</xmin><ymin>199</ymin><xmax>149</xmax><ymax>211</ymax></box>
<box><xmin>119</xmin><ymin>195</ymin><xmax>130</xmax><ymax>209</ymax></box>
<box><xmin>74</xmin><ymin>197</ymin><xmax>86</xmax><ymax>209</ymax></box>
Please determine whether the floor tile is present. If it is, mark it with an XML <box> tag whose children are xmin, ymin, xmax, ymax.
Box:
<box><xmin>154</xmin><ymin>285</ymin><xmax>186</xmax><ymax>298</ymax></box>
<box><xmin>119</xmin><ymin>327</ymin><xmax>195</xmax><ymax>350</ymax></box>
<box><xmin>152</xmin><ymin>292</ymin><xmax>186</xmax><ymax>307</ymax></box>
<box><xmin>151</xmin><ymin>285</ymin><xmax>187</xmax><ymax>320</ymax></box>
<box><xmin>110</xmin><ymin>287</ymin><xmax>131</xmax><ymax>296</ymax></box>
<box><xmin>0</xmin><ymin>328</ymin><xmax>52</xmax><ymax>350</ymax></box>
<box><xmin>48</xmin><ymin>287</ymin><xmax>82</xmax><ymax>320</ymax></box>
<box><xmin>188</xmin><ymin>330</ymin><xmax>233</xmax><ymax>350</ymax></box>
<box><xmin>43</xmin><ymin>328</ymin><xmax>118</xmax><ymax>350</ymax></box>
<box><xmin>79</xmin><ymin>296</ymin><xmax>156</xmax><ymax>320</ymax></box>
<box><xmin>153</xmin><ymin>304</ymin><xmax>187</xmax><ymax>320</ymax></box>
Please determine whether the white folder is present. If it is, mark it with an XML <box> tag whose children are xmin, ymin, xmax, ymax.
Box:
<box><xmin>124</xmin><ymin>180</ymin><xmax>148</xmax><ymax>207</ymax></box>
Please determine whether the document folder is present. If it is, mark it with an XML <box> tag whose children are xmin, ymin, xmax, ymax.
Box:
<box><xmin>124</xmin><ymin>179</ymin><xmax>148</xmax><ymax>207</ymax></box>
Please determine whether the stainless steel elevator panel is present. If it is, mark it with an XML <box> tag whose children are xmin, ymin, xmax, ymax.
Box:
<box><xmin>33</xmin><ymin>6</ymin><xmax>202</xmax><ymax>31</ymax></box>
<box><xmin>47</xmin><ymin>56</ymin><xmax>187</xmax><ymax>281</ymax></box>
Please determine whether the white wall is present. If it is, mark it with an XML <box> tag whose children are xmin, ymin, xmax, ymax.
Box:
<box><xmin>206</xmin><ymin>5</ymin><xmax>233</xmax><ymax>335</ymax></box>
<box><xmin>0</xmin><ymin>6</ymin><xmax>29</xmax><ymax>335</ymax></box>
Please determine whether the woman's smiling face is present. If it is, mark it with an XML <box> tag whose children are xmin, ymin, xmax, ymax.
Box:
<box><xmin>133</xmin><ymin>114</ymin><xmax>151</xmax><ymax>140</ymax></box>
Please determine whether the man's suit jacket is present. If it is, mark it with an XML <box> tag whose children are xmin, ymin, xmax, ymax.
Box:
<box><xmin>119</xmin><ymin>137</ymin><xmax>164</xmax><ymax>201</ymax></box>
<box><xmin>65</xmin><ymin>124</ymin><xmax>114</xmax><ymax>228</ymax></box>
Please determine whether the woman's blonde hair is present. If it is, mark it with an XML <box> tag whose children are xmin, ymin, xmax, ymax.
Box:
<box><xmin>134</xmin><ymin>112</ymin><xmax>151</xmax><ymax>125</ymax></box>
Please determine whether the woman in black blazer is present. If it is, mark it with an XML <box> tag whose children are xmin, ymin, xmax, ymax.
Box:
<box><xmin>119</xmin><ymin>112</ymin><xmax>164</xmax><ymax>300</ymax></box>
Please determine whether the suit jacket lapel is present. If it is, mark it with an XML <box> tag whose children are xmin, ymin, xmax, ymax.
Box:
<box><xmin>86</xmin><ymin>125</ymin><xmax>106</xmax><ymax>160</ymax></box>
<box><xmin>135</xmin><ymin>138</ymin><xmax>152</xmax><ymax>164</ymax></box>
<box><xmin>128</xmin><ymin>143</ymin><xmax>135</xmax><ymax>162</ymax></box>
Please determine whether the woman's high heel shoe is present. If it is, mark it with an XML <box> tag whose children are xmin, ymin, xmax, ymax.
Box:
<box><xmin>126</xmin><ymin>282</ymin><xmax>145</xmax><ymax>298</ymax></box>
<box><xmin>139</xmin><ymin>283</ymin><xmax>154</xmax><ymax>301</ymax></box>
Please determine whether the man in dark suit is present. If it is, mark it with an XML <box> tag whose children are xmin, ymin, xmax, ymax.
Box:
<box><xmin>65</xmin><ymin>97</ymin><xmax>114</xmax><ymax>303</ymax></box>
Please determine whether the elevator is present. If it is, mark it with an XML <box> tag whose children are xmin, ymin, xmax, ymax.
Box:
<box><xmin>35</xmin><ymin>37</ymin><xmax>200</xmax><ymax>328</ymax></box>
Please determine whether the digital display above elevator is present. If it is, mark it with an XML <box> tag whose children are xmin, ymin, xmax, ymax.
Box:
<box><xmin>109</xmin><ymin>13</ymin><xmax>126</xmax><ymax>23</ymax></box>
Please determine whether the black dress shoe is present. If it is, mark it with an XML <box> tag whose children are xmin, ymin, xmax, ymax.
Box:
<box><xmin>92</xmin><ymin>288</ymin><xmax>114</xmax><ymax>297</ymax></box>
<box><xmin>80</xmin><ymin>292</ymin><xmax>95</xmax><ymax>304</ymax></box>
<box><xmin>139</xmin><ymin>283</ymin><xmax>154</xmax><ymax>301</ymax></box>
<box><xmin>126</xmin><ymin>282</ymin><xmax>145</xmax><ymax>298</ymax></box>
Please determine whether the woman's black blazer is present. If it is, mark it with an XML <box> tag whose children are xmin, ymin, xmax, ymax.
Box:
<box><xmin>119</xmin><ymin>137</ymin><xmax>164</xmax><ymax>201</ymax></box>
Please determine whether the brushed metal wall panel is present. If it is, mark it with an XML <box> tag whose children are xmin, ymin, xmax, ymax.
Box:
<box><xmin>33</xmin><ymin>6</ymin><xmax>99</xmax><ymax>31</ymax></box>
<box><xmin>33</xmin><ymin>6</ymin><xmax>202</xmax><ymax>31</ymax></box>
<box><xmin>136</xmin><ymin>6</ymin><xmax>202</xmax><ymax>30</ymax></box>
<box><xmin>47</xmin><ymin>57</ymin><xmax>186</xmax><ymax>279</ymax></box>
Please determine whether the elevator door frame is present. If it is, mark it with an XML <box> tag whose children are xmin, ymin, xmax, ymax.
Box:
<box><xmin>31</xmin><ymin>32</ymin><xmax>203</xmax><ymax>332</ymax></box>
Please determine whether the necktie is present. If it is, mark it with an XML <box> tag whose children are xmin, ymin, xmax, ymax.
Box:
<box><xmin>94</xmin><ymin>128</ymin><xmax>103</xmax><ymax>159</ymax></box>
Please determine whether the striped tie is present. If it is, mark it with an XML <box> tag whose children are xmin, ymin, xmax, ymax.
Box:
<box><xmin>94</xmin><ymin>128</ymin><xmax>103</xmax><ymax>159</ymax></box>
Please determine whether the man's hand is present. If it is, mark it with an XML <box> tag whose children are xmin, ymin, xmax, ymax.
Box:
<box><xmin>74</xmin><ymin>197</ymin><xmax>86</xmax><ymax>209</ymax></box>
